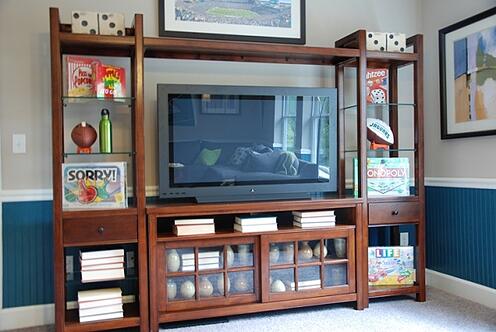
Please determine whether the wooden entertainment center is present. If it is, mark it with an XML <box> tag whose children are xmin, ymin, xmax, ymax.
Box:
<box><xmin>50</xmin><ymin>7</ymin><xmax>424</xmax><ymax>332</ymax></box>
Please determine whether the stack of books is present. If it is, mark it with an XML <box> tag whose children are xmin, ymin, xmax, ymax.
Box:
<box><xmin>234</xmin><ymin>215</ymin><xmax>278</xmax><ymax>233</ymax></box>
<box><xmin>77</xmin><ymin>288</ymin><xmax>123</xmax><ymax>323</ymax></box>
<box><xmin>290</xmin><ymin>279</ymin><xmax>321</xmax><ymax>291</ymax></box>
<box><xmin>80</xmin><ymin>249</ymin><xmax>125</xmax><ymax>283</ymax></box>
<box><xmin>292</xmin><ymin>210</ymin><xmax>336</xmax><ymax>229</ymax></box>
<box><xmin>181</xmin><ymin>250</ymin><xmax>221</xmax><ymax>271</ymax></box>
<box><xmin>173</xmin><ymin>218</ymin><xmax>215</xmax><ymax>236</ymax></box>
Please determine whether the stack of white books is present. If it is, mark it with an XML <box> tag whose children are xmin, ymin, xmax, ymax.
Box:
<box><xmin>292</xmin><ymin>210</ymin><xmax>336</xmax><ymax>229</ymax></box>
<box><xmin>181</xmin><ymin>251</ymin><xmax>220</xmax><ymax>271</ymax></box>
<box><xmin>173</xmin><ymin>218</ymin><xmax>215</xmax><ymax>236</ymax></box>
<box><xmin>80</xmin><ymin>249</ymin><xmax>125</xmax><ymax>283</ymax></box>
<box><xmin>290</xmin><ymin>279</ymin><xmax>321</xmax><ymax>291</ymax></box>
<box><xmin>234</xmin><ymin>215</ymin><xmax>277</xmax><ymax>233</ymax></box>
<box><xmin>78</xmin><ymin>288</ymin><xmax>123</xmax><ymax>323</ymax></box>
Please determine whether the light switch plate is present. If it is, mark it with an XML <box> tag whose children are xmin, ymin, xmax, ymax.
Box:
<box><xmin>400</xmin><ymin>232</ymin><xmax>409</xmax><ymax>246</ymax></box>
<box><xmin>12</xmin><ymin>134</ymin><xmax>26</xmax><ymax>154</ymax></box>
<box><xmin>66</xmin><ymin>255</ymin><xmax>74</xmax><ymax>281</ymax></box>
<box><xmin>126</xmin><ymin>251</ymin><xmax>135</xmax><ymax>269</ymax></box>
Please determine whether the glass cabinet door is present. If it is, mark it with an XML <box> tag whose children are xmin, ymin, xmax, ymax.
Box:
<box><xmin>160</xmin><ymin>237</ymin><xmax>258</xmax><ymax>310</ymax></box>
<box><xmin>263</xmin><ymin>228</ymin><xmax>355</xmax><ymax>301</ymax></box>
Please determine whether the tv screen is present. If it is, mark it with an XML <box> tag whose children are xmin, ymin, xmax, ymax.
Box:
<box><xmin>158</xmin><ymin>85</ymin><xmax>337</xmax><ymax>202</ymax></box>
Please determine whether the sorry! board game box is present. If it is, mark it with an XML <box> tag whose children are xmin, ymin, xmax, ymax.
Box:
<box><xmin>62</xmin><ymin>162</ymin><xmax>127</xmax><ymax>209</ymax></box>
<box><xmin>368</xmin><ymin>246</ymin><xmax>415</xmax><ymax>285</ymax></box>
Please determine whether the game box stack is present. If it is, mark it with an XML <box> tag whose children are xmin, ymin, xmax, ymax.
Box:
<box><xmin>181</xmin><ymin>250</ymin><xmax>221</xmax><ymax>272</ymax></box>
<box><xmin>77</xmin><ymin>288</ymin><xmax>123</xmax><ymax>323</ymax></box>
<box><xmin>80</xmin><ymin>249</ymin><xmax>125</xmax><ymax>283</ymax></box>
<box><xmin>234</xmin><ymin>215</ymin><xmax>278</xmax><ymax>233</ymax></box>
<box><xmin>292</xmin><ymin>210</ymin><xmax>336</xmax><ymax>229</ymax></box>
<box><xmin>173</xmin><ymin>218</ymin><xmax>215</xmax><ymax>236</ymax></box>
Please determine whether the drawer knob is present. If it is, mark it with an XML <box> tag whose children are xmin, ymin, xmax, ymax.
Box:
<box><xmin>392</xmin><ymin>210</ymin><xmax>399</xmax><ymax>216</ymax></box>
<box><xmin>97</xmin><ymin>226</ymin><xmax>105</xmax><ymax>234</ymax></box>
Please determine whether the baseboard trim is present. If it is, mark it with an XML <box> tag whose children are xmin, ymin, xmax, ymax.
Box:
<box><xmin>0</xmin><ymin>304</ymin><xmax>54</xmax><ymax>330</ymax></box>
<box><xmin>425</xmin><ymin>177</ymin><xmax>496</xmax><ymax>189</ymax></box>
<box><xmin>426</xmin><ymin>269</ymin><xmax>496</xmax><ymax>310</ymax></box>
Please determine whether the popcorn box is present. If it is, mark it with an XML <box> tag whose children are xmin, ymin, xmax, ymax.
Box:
<box><xmin>66</xmin><ymin>56</ymin><xmax>100</xmax><ymax>97</ymax></box>
<box><xmin>62</xmin><ymin>162</ymin><xmax>127</xmax><ymax>209</ymax></box>
<box><xmin>94</xmin><ymin>64</ymin><xmax>127</xmax><ymax>98</ymax></box>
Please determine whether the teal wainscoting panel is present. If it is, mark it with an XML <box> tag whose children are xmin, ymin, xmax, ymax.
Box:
<box><xmin>2</xmin><ymin>201</ymin><xmax>54</xmax><ymax>307</ymax></box>
<box><xmin>426</xmin><ymin>186</ymin><xmax>496</xmax><ymax>289</ymax></box>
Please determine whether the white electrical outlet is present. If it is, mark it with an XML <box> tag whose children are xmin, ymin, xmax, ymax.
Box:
<box><xmin>66</xmin><ymin>255</ymin><xmax>74</xmax><ymax>281</ymax></box>
<box><xmin>12</xmin><ymin>134</ymin><xmax>26</xmax><ymax>154</ymax></box>
<box><xmin>400</xmin><ymin>232</ymin><xmax>409</xmax><ymax>246</ymax></box>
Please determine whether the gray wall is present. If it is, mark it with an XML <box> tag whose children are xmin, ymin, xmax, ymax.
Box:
<box><xmin>0</xmin><ymin>0</ymin><xmax>421</xmax><ymax>190</ymax></box>
<box><xmin>421</xmin><ymin>0</ymin><xmax>496</xmax><ymax>179</ymax></box>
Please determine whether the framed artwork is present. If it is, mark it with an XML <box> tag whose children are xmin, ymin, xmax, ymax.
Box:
<box><xmin>439</xmin><ymin>7</ymin><xmax>496</xmax><ymax>139</ymax></box>
<box><xmin>158</xmin><ymin>0</ymin><xmax>305</xmax><ymax>44</ymax></box>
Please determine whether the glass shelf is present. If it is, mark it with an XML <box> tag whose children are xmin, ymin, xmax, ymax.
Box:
<box><xmin>344</xmin><ymin>148</ymin><xmax>416</xmax><ymax>154</ymax></box>
<box><xmin>62</xmin><ymin>96</ymin><xmax>134</xmax><ymax>105</ymax></box>
<box><xmin>341</xmin><ymin>103</ymin><xmax>416</xmax><ymax>111</ymax></box>
<box><xmin>64</xmin><ymin>151</ymin><xmax>135</xmax><ymax>158</ymax></box>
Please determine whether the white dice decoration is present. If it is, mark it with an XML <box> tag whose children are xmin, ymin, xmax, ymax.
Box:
<box><xmin>99</xmin><ymin>13</ymin><xmax>125</xmax><ymax>36</ymax></box>
<box><xmin>386</xmin><ymin>33</ymin><xmax>406</xmax><ymax>52</ymax></box>
<box><xmin>366</xmin><ymin>32</ymin><xmax>387</xmax><ymax>52</ymax></box>
<box><xmin>71</xmin><ymin>11</ymin><xmax>125</xmax><ymax>36</ymax></box>
<box><xmin>71</xmin><ymin>11</ymin><xmax>98</xmax><ymax>35</ymax></box>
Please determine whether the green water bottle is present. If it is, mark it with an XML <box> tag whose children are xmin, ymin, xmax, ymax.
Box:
<box><xmin>99</xmin><ymin>108</ymin><xmax>112</xmax><ymax>153</ymax></box>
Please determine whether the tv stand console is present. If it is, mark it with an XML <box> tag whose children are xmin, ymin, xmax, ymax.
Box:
<box><xmin>147</xmin><ymin>198</ymin><xmax>363</xmax><ymax>329</ymax></box>
<box><xmin>50</xmin><ymin>7</ymin><xmax>424</xmax><ymax>331</ymax></box>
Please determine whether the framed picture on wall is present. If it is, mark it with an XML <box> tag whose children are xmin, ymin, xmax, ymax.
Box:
<box><xmin>158</xmin><ymin>0</ymin><xmax>306</xmax><ymax>44</ymax></box>
<box><xmin>439</xmin><ymin>6</ymin><xmax>496</xmax><ymax>139</ymax></box>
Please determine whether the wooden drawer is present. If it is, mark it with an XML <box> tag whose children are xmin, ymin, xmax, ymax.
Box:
<box><xmin>368</xmin><ymin>202</ymin><xmax>419</xmax><ymax>225</ymax></box>
<box><xmin>63</xmin><ymin>215</ymin><xmax>137</xmax><ymax>246</ymax></box>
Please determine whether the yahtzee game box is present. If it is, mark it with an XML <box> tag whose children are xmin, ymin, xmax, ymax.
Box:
<box><xmin>366</xmin><ymin>68</ymin><xmax>389</xmax><ymax>104</ymax></box>
<box><xmin>62</xmin><ymin>162</ymin><xmax>127</xmax><ymax>209</ymax></box>
<box><xmin>368</xmin><ymin>246</ymin><xmax>415</xmax><ymax>286</ymax></box>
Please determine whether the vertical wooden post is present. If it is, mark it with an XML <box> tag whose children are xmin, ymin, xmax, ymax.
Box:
<box><xmin>132</xmin><ymin>13</ymin><xmax>150</xmax><ymax>331</ymax></box>
<box><xmin>356</xmin><ymin>30</ymin><xmax>369</xmax><ymax>309</ymax></box>
<box><xmin>412</xmin><ymin>34</ymin><xmax>426</xmax><ymax>302</ymax></box>
<box><xmin>49</xmin><ymin>7</ymin><xmax>65</xmax><ymax>331</ymax></box>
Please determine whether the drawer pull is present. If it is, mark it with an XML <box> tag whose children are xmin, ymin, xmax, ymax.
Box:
<box><xmin>97</xmin><ymin>226</ymin><xmax>105</xmax><ymax>234</ymax></box>
<box><xmin>392</xmin><ymin>210</ymin><xmax>399</xmax><ymax>216</ymax></box>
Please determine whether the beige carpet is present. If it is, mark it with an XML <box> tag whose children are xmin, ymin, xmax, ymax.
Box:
<box><xmin>7</xmin><ymin>287</ymin><xmax>496</xmax><ymax>332</ymax></box>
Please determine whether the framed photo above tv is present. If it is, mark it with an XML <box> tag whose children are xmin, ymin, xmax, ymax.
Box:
<box><xmin>158</xmin><ymin>0</ymin><xmax>306</xmax><ymax>44</ymax></box>
<box><xmin>439</xmin><ymin>7</ymin><xmax>496</xmax><ymax>139</ymax></box>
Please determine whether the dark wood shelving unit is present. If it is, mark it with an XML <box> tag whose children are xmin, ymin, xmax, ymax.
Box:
<box><xmin>50</xmin><ymin>7</ymin><xmax>424</xmax><ymax>331</ymax></box>
<box><xmin>50</xmin><ymin>7</ymin><xmax>147</xmax><ymax>332</ymax></box>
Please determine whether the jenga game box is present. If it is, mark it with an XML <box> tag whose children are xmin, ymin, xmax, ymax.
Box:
<box><xmin>62</xmin><ymin>162</ymin><xmax>127</xmax><ymax>209</ymax></box>
<box><xmin>94</xmin><ymin>64</ymin><xmax>126</xmax><ymax>98</ymax></box>
<box><xmin>366</xmin><ymin>68</ymin><xmax>389</xmax><ymax>104</ymax></box>
<box><xmin>66</xmin><ymin>56</ymin><xmax>101</xmax><ymax>97</ymax></box>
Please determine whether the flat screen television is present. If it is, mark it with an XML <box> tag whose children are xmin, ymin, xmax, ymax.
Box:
<box><xmin>157</xmin><ymin>84</ymin><xmax>337</xmax><ymax>203</ymax></box>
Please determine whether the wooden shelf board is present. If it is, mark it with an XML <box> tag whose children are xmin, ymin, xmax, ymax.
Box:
<box><xmin>59</xmin><ymin>32</ymin><xmax>135</xmax><ymax>56</ymax></box>
<box><xmin>368</xmin><ymin>196</ymin><xmax>419</xmax><ymax>204</ymax></box>
<box><xmin>63</xmin><ymin>238</ymin><xmax>138</xmax><ymax>248</ymax></box>
<box><xmin>65</xmin><ymin>303</ymin><xmax>140</xmax><ymax>332</ymax></box>
<box><xmin>159</xmin><ymin>293</ymin><xmax>357</xmax><ymax>323</ymax></box>
<box><xmin>368</xmin><ymin>284</ymin><xmax>419</xmax><ymax>298</ymax></box>
<box><xmin>147</xmin><ymin>197</ymin><xmax>362</xmax><ymax>217</ymax></box>
<box><xmin>144</xmin><ymin>37</ymin><xmax>360</xmax><ymax>65</ymax></box>
<box><xmin>157</xmin><ymin>225</ymin><xmax>356</xmax><ymax>242</ymax></box>
<box><xmin>62</xmin><ymin>208</ymin><xmax>138</xmax><ymax>220</ymax></box>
